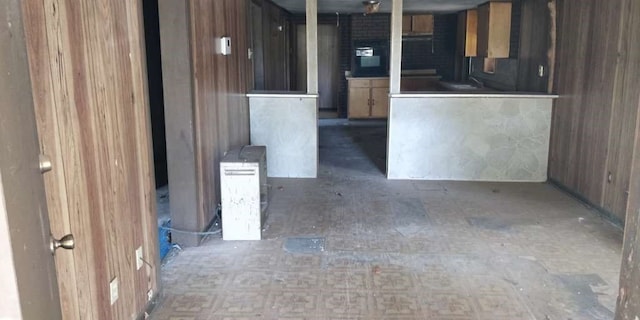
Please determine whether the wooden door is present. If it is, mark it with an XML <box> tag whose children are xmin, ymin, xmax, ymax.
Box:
<box><xmin>348</xmin><ymin>87</ymin><xmax>371</xmax><ymax>118</ymax></box>
<box><xmin>23</xmin><ymin>1</ymin><xmax>158</xmax><ymax>319</ymax></box>
<box><xmin>0</xmin><ymin>1</ymin><xmax>62</xmax><ymax>319</ymax></box>
<box><xmin>371</xmin><ymin>87</ymin><xmax>390</xmax><ymax>118</ymax></box>
<box><xmin>317</xmin><ymin>24</ymin><xmax>340</xmax><ymax>110</ymax></box>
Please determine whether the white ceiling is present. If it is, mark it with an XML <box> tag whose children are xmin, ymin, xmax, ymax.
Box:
<box><xmin>270</xmin><ymin>0</ymin><xmax>490</xmax><ymax>14</ymax></box>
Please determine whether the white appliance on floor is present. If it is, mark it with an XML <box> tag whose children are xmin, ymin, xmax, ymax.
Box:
<box><xmin>220</xmin><ymin>145</ymin><xmax>268</xmax><ymax>240</ymax></box>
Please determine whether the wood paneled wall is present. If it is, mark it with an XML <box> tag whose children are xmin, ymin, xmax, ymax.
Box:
<box><xmin>22</xmin><ymin>0</ymin><xmax>158</xmax><ymax>319</ymax></box>
<box><xmin>549</xmin><ymin>0</ymin><xmax>640</xmax><ymax>223</ymax></box>
<box><xmin>159</xmin><ymin>0</ymin><xmax>251</xmax><ymax>245</ymax></box>
<box><xmin>614</xmin><ymin>0</ymin><xmax>640</xmax><ymax>316</ymax></box>
<box><xmin>191</xmin><ymin>0</ymin><xmax>252</xmax><ymax>229</ymax></box>
<box><xmin>516</xmin><ymin>0</ymin><xmax>552</xmax><ymax>92</ymax></box>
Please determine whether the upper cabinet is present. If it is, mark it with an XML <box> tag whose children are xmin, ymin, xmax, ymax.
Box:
<box><xmin>402</xmin><ymin>14</ymin><xmax>434</xmax><ymax>35</ymax></box>
<box><xmin>476</xmin><ymin>2</ymin><xmax>512</xmax><ymax>58</ymax></box>
<box><xmin>457</xmin><ymin>9</ymin><xmax>478</xmax><ymax>57</ymax></box>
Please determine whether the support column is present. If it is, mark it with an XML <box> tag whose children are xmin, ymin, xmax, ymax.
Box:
<box><xmin>158</xmin><ymin>0</ymin><xmax>200</xmax><ymax>246</ymax></box>
<box><xmin>389</xmin><ymin>0</ymin><xmax>403</xmax><ymax>94</ymax></box>
<box><xmin>306</xmin><ymin>0</ymin><xmax>318</xmax><ymax>94</ymax></box>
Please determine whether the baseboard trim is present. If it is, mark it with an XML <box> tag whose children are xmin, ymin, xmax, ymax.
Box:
<box><xmin>137</xmin><ymin>289</ymin><xmax>162</xmax><ymax>320</ymax></box>
<box><xmin>548</xmin><ymin>178</ymin><xmax>624</xmax><ymax>229</ymax></box>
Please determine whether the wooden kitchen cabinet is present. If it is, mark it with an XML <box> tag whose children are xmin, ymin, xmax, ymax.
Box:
<box><xmin>402</xmin><ymin>16</ymin><xmax>412</xmax><ymax>34</ymax></box>
<box><xmin>370</xmin><ymin>87</ymin><xmax>389</xmax><ymax>118</ymax></box>
<box><xmin>348</xmin><ymin>87</ymin><xmax>371</xmax><ymax>118</ymax></box>
<box><xmin>348</xmin><ymin>78</ymin><xmax>389</xmax><ymax>119</ymax></box>
<box><xmin>457</xmin><ymin>9</ymin><xmax>478</xmax><ymax>57</ymax></box>
<box><xmin>402</xmin><ymin>14</ymin><xmax>434</xmax><ymax>35</ymax></box>
<box><xmin>477</xmin><ymin>2</ymin><xmax>512</xmax><ymax>58</ymax></box>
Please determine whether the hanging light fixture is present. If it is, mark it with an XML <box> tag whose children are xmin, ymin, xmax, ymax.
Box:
<box><xmin>363</xmin><ymin>0</ymin><xmax>381</xmax><ymax>14</ymax></box>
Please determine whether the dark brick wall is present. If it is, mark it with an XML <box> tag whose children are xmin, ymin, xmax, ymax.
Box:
<box><xmin>350</xmin><ymin>13</ymin><xmax>458</xmax><ymax>81</ymax></box>
<box><xmin>510</xmin><ymin>0</ymin><xmax>521</xmax><ymax>59</ymax></box>
<box><xmin>351</xmin><ymin>14</ymin><xmax>391</xmax><ymax>40</ymax></box>
<box><xmin>337</xmin><ymin>15</ymin><xmax>352</xmax><ymax>117</ymax></box>
<box><xmin>401</xmin><ymin>14</ymin><xmax>458</xmax><ymax>80</ymax></box>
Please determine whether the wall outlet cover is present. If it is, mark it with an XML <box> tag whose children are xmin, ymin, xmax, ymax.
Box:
<box><xmin>136</xmin><ymin>246</ymin><xmax>143</xmax><ymax>270</ymax></box>
<box><xmin>110</xmin><ymin>277</ymin><xmax>118</xmax><ymax>305</ymax></box>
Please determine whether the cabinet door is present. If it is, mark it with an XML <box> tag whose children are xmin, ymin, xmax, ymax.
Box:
<box><xmin>412</xmin><ymin>14</ymin><xmax>434</xmax><ymax>34</ymax></box>
<box><xmin>487</xmin><ymin>3</ymin><xmax>511</xmax><ymax>58</ymax></box>
<box><xmin>477</xmin><ymin>2</ymin><xmax>511</xmax><ymax>58</ymax></box>
<box><xmin>370</xmin><ymin>87</ymin><xmax>389</xmax><ymax>118</ymax></box>
<box><xmin>402</xmin><ymin>15</ymin><xmax>412</xmax><ymax>34</ymax></box>
<box><xmin>348</xmin><ymin>87</ymin><xmax>371</xmax><ymax>118</ymax></box>
<box><xmin>465</xmin><ymin>9</ymin><xmax>478</xmax><ymax>57</ymax></box>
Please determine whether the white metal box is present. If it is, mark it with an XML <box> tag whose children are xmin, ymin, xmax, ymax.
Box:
<box><xmin>220</xmin><ymin>146</ymin><xmax>267</xmax><ymax>240</ymax></box>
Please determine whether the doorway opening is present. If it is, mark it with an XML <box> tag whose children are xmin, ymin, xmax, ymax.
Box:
<box><xmin>295</xmin><ymin>23</ymin><xmax>340</xmax><ymax>119</ymax></box>
<box><xmin>294</xmin><ymin>15</ymin><xmax>386</xmax><ymax>176</ymax></box>
<box><xmin>142</xmin><ymin>0</ymin><xmax>171</xmax><ymax>259</ymax></box>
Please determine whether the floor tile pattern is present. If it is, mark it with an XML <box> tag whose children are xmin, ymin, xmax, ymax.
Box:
<box><xmin>151</xmin><ymin>120</ymin><xmax>622</xmax><ymax>320</ymax></box>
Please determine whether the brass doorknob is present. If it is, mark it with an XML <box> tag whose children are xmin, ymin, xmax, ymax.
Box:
<box><xmin>39</xmin><ymin>154</ymin><xmax>52</xmax><ymax>174</ymax></box>
<box><xmin>50</xmin><ymin>234</ymin><xmax>75</xmax><ymax>254</ymax></box>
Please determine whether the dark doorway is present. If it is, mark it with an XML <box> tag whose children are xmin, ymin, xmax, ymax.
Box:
<box><xmin>142</xmin><ymin>0</ymin><xmax>168</xmax><ymax>187</ymax></box>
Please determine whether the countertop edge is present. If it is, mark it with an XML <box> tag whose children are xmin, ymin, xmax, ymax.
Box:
<box><xmin>247</xmin><ymin>92</ymin><xmax>319</xmax><ymax>98</ymax></box>
<box><xmin>390</xmin><ymin>93</ymin><xmax>559</xmax><ymax>99</ymax></box>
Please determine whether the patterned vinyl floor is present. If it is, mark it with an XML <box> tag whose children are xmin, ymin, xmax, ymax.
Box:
<box><xmin>150</xmin><ymin>120</ymin><xmax>622</xmax><ymax>320</ymax></box>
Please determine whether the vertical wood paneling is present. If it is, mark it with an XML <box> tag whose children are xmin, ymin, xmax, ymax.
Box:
<box><xmin>609</xmin><ymin>6</ymin><xmax>640</xmax><ymax>315</ymax></box>
<box><xmin>603</xmin><ymin>0</ymin><xmax>640</xmax><ymax>218</ymax></box>
<box><xmin>23</xmin><ymin>0</ymin><xmax>158</xmax><ymax>318</ymax></box>
<box><xmin>616</xmin><ymin>98</ymin><xmax>640</xmax><ymax>320</ymax></box>
<box><xmin>549</xmin><ymin>0</ymin><xmax>639</xmax><ymax>222</ymax></box>
<box><xmin>190</xmin><ymin>0</ymin><xmax>220</xmax><ymax>227</ymax></box>
<box><xmin>254</xmin><ymin>0</ymin><xmax>290</xmax><ymax>91</ymax></box>
<box><xmin>516</xmin><ymin>0</ymin><xmax>550</xmax><ymax>92</ymax></box>
<box><xmin>228</xmin><ymin>0</ymin><xmax>252</xmax><ymax>147</ymax></box>
<box><xmin>616</xmin><ymin>1</ymin><xmax>640</xmax><ymax>307</ymax></box>
<box><xmin>162</xmin><ymin>0</ymin><xmax>251</xmax><ymax>241</ymax></box>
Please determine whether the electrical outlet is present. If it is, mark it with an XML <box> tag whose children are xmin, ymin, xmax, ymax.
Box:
<box><xmin>110</xmin><ymin>277</ymin><xmax>119</xmax><ymax>305</ymax></box>
<box><xmin>136</xmin><ymin>246</ymin><xmax>143</xmax><ymax>270</ymax></box>
<box><xmin>147</xmin><ymin>289</ymin><xmax>153</xmax><ymax>302</ymax></box>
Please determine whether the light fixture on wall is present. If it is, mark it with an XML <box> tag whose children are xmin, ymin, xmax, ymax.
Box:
<box><xmin>363</xmin><ymin>0</ymin><xmax>381</xmax><ymax>15</ymax></box>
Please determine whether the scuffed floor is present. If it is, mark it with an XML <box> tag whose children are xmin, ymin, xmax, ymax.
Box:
<box><xmin>151</xmin><ymin>120</ymin><xmax>622</xmax><ymax>320</ymax></box>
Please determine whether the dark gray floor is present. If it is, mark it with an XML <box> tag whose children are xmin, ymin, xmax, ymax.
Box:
<box><xmin>319</xmin><ymin>119</ymin><xmax>387</xmax><ymax>177</ymax></box>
